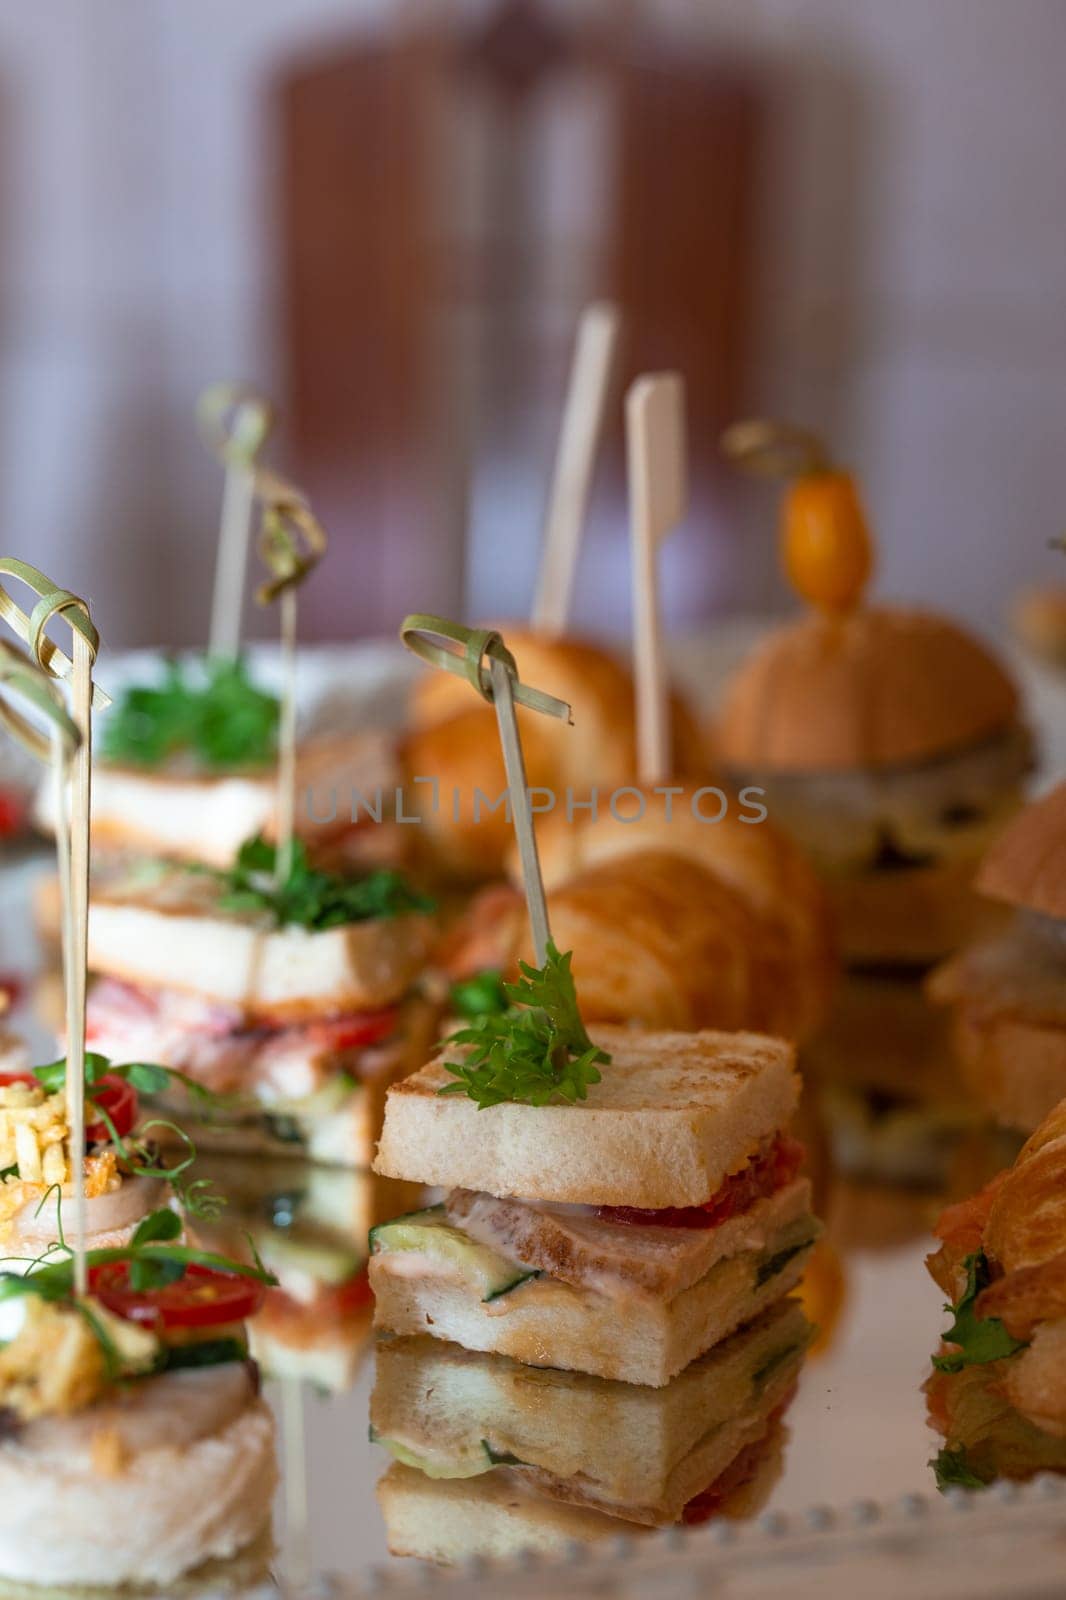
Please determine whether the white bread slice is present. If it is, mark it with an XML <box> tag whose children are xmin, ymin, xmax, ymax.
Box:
<box><xmin>0</xmin><ymin>1394</ymin><xmax>275</xmax><ymax>1587</ymax></box>
<box><xmin>369</xmin><ymin>1208</ymin><xmax>817</xmax><ymax>1386</ymax></box>
<box><xmin>379</xmin><ymin>1433</ymin><xmax>787</xmax><ymax>1562</ymax></box>
<box><xmin>36</xmin><ymin>729</ymin><xmax>397</xmax><ymax>869</ymax></box>
<box><xmin>378</xmin><ymin>1461</ymin><xmax>623</xmax><ymax>1561</ymax></box>
<box><xmin>371</xmin><ymin>1298</ymin><xmax>809</xmax><ymax>1522</ymax></box>
<box><xmin>374</xmin><ymin>1026</ymin><xmax>799</xmax><ymax>1207</ymax></box>
<box><xmin>88</xmin><ymin>881</ymin><xmax>435</xmax><ymax>1019</ymax></box>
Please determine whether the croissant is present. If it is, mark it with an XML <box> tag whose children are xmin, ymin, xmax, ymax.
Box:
<box><xmin>444</xmin><ymin>848</ymin><xmax>804</xmax><ymax>1039</ymax></box>
<box><xmin>522</xmin><ymin>794</ymin><xmax>836</xmax><ymax>1041</ymax></box>
<box><xmin>929</xmin><ymin>1096</ymin><xmax>1066</xmax><ymax>1440</ymax></box>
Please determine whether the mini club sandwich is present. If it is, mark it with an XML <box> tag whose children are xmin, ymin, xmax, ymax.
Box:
<box><xmin>192</xmin><ymin>1156</ymin><xmax>419</xmax><ymax>1391</ymax></box>
<box><xmin>33</xmin><ymin>655</ymin><xmax>399</xmax><ymax>874</ymax></box>
<box><xmin>0</xmin><ymin>1211</ymin><xmax>276</xmax><ymax>1588</ymax></box>
<box><xmin>371</xmin><ymin>1297</ymin><xmax>811</xmax><ymax>1541</ymax></box>
<box><xmin>85</xmin><ymin>839</ymin><xmax>438</xmax><ymax>1167</ymax></box>
<box><xmin>0</xmin><ymin>1052</ymin><xmax>204</xmax><ymax>1266</ymax></box>
<box><xmin>924</xmin><ymin>1096</ymin><xmax>1066</xmax><ymax>1490</ymax></box>
<box><xmin>371</xmin><ymin>945</ymin><xmax>819</xmax><ymax>1387</ymax></box>
<box><xmin>930</xmin><ymin>781</ymin><xmax>1066</xmax><ymax>1134</ymax></box>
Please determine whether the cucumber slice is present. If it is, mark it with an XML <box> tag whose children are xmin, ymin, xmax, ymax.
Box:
<box><xmin>369</xmin><ymin>1427</ymin><xmax>494</xmax><ymax>1480</ymax></box>
<box><xmin>369</xmin><ymin>1207</ymin><xmax>538</xmax><ymax>1302</ymax></box>
<box><xmin>257</xmin><ymin>1229</ymin><xmax>363</xmax><ymax>1287</ymax></box>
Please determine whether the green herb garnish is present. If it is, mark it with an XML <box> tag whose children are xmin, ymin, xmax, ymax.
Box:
<box><xmin>439</xmin><ymin>941</ymin><xmax>608</xmax><ymax>1110</ymax></box>
<box><xmin>0</xmin><ymin>1216</ymin><xmax>278</xmax><ymax>1304</ymax></box>
<box><xmin>449</xmin><ymin>970</ymin><xmax>510</xmax><ymax>1020</ymax></box>
<box><xmin>932</xmin><ymin>1252</ymin><xmax>1030</xmax><ymax>1374</ymax></box>
<box><xmin>213</xmin><ymin>835</ymin><xmax>434</xmax><ymax>930</ymax></box>
<box><xmin>102</xmin><ymin>656</ymin><xmax>279</xmax><ymax>771</ymax></box>
<box><xmin>930</xmin><ymin>1445</ymin><xmax>991</xmax><ymax>1491</ymax></box>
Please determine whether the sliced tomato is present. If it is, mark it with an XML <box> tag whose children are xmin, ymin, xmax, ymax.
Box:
<box><xmin>267</xmin><ymin>1267</ymin><xmax>372</xmax><ymax>1325</ymax></box>
<box><xmin>598</xmin><ymin>1135</ymin><xmax>805</xmax><ymax>1230</ymax></box>
<box><xmin>85</xmin><ymin>1074</ymin><xmax>139</xmax><ymax>1143</ymax></box>
<box><xmin>681</xmin><ymin>1390</ymin><xmax>796</xmax><ymax>1524</ymax></box>
<box><xmin>0</xmin><ymin>1071</ymin><xmax>35</xmax><ymax>1089</ymax></box>
<box><xmin>303</xmin><ymin>1008</ymin><xmax>398</xmax><ymax>1053</ymax></box>
<box><xmin>89</xmin><ymin>1260</ymin><xmax>265</xmax><ymax>1329</ymax></box>
<box><xmin>0</xmin><ymin>791</ymin><xmax>25</xmax><ymax>838</ymax></box>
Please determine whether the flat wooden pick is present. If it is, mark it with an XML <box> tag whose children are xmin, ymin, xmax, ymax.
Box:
<box><xmin>532</xmin><ymin>301</ymin><xmax>621</xmax><ymax>635</ymax></box>
<box><xmin>626</xmin><ymin>374</ymin><xmax>686</xmax><ymax>786</ymax></box>
<box><xmin>400</xmin><ymin>615</ymin><xmax>570</xmax><ymax>964</ymax></box>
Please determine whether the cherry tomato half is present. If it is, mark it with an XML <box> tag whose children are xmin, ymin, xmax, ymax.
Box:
<box><xmin>85</xmin><ymin>1074</ymin><xmax>139</xmax><ymax>1143</ymax></box>
<box><xmin>89</xmin><ymin>1260</ymin><xmax>266</xmax><ymax>1329</ymax></box>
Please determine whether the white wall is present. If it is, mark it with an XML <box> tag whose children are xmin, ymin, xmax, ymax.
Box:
<box><xmin>0</xmin><ymin>0</ymin><xmax>1063</xmax><ymax>645</ymax></box>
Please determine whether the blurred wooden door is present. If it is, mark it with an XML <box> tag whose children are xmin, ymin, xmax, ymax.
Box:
<box><xmin>273</xmin><ymin>3</ymin><xmax>761</xmax><ymax>638</ymax></box>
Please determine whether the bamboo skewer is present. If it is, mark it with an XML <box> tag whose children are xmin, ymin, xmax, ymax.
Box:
<box><xmin>0</xmin><ymin>608</ymin><xmax>88</xmax><ymax>1289</ymax></box>
<box><xmin>252</xmin><ymin>474</ymin><xmax>328</xmax><ymax>887</ymax></box>
<box><xmin>532</xmin><ymin>303</ymin><xmax>620</xmax><ymax>636</ymax></box>
<box><xmin>400</xmin><ymin>615</ymin><xmax>571</xmax><ymax>960</ymax></box>
<box><xmin>199</xmin><ymin>383</ymin><xmax>274</xmax><ymax>659</ymax></box>
<box><xmin>626</xmin><ymin>374</ymin><xmax>687</xmax><ymax>787</ymax></box>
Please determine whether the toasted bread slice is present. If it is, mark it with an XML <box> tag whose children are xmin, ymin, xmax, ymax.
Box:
<box><xmin>378</xmin><ymin>1427</ymin><xmax>786</xmax><ymax>1561</ymax></box>
<box><xmin>369</xmin><ymin>1208</ymin><xmax>817</xmax><ymax>1386</ymax></box>
<box><xmin>88</xmin><ymin>866</ymin><xmax>435</xmax><ymax>1019</ymax></box>
<box><xmin>37</xmin><ymin>730</ymin><xmax>397</xmax><ymax>870</ymax></box>
<box><xmin>371</xmin><ymin>1298</ymin><xmax>810</xmax><ymax>1522</ymax></box>
<box><xmin>374</xmin><ymin>1026</ymin><xmax>799</xmax><ymax>1208</ymax></box>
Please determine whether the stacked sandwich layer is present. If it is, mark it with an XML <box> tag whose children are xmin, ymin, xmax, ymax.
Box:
<box><xmin>373</xmin><ymin>1301</ymin><xmax>811</xmax><ymax>1559</ymax></box>
<box><xmin>930</xmin><ymin>780</ymin><xmax>1066</xmax><ymax>1134</ymax></box>
<box><xmin>370</xmin><ymin>1024</ymin><xmax>818</xmax><ymax>1551</ymax></box>
<box><xmin>85</xmin><ymin>857</ymin><xmax>438</xmax><ymax>1168</ymax></box>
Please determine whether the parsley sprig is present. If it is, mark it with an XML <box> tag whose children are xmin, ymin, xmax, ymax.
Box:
<box><xmin>930</xmin><ymin>1446</ymin><xmax>990</xmax><ymax>1492</ymax></box>
<box><xmin>439</xmin><ymin>941</ymin><xmax>609</xmax><ymax>1110</ymax></box>
<box><xmin>102</xmin><ymin>656</ymin><xmax>279</xmax><ymax>771</ymax></box>
<box><xmin>932</xmin><ymin>1252</ymin><xmax>1030</xmax><ymax>1374</ymax></box>
<box><xmin>213</xmin><ymin>836</ymin><xmax>434</xmax><ymax>930</ymax></box>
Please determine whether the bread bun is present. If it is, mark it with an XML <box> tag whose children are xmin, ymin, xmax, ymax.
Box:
<box><xmin>716</xmin><ymin>606</ymin><xmax>1019</xmax><ymax>773</ymax></box>
<box><xmin>828</xmin><ymin>853</ymin><xmax>1007</xmax><ymax>966</ymax></box>
<box><xmin>0</xmin><ymin>1389</ymin><xmax>275</xmax><ymax>1587</ymax></box>
<box><xmin>402</xmin><ymin>626</ymin><xmax>705</xmax><ymax>880</ymax></box>
<box><xmin>977</xmin><ymin>780</ymin><xmax>1066</xmax><ymax>919</ymax></box>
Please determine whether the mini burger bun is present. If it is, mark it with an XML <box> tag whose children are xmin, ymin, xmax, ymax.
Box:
<box><xmin>976</xmin><ymin>780</ymin><xmax>1066</xmax><ymax>920</ymax></box>
<box><xmin>716</xmin><ymin>607</ymin><xmax>1019</xmax><ymax>773</ymax></box>
<box><xmin>0</xmin><ymin>1397</ymin><xmax>275</xmax><ymax>1588</ymax></box>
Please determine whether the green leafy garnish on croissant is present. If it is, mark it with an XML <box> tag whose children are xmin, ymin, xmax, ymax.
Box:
<box><xmin>440</xmin><ymin>941</ymin><xmax>609</xmax><ymax>1109</ymax></box>
<box><xmin>932</xmin><ymin>1252</ymin><xmax>1030</xmax><ymax>1374</ymax></box>
<box><xmin>102</xmin><ymin>656</ymin><xmax>279</xmax><ymax>770</ymax></box>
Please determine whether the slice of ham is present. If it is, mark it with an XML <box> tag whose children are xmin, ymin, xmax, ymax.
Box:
<box><xmin>86</xmin><ymin>978</ymin><xmax>397</xmax><ymax>1101</ymax></box>
<box><xmin>445</xmin><ymin>1177</ymin><xmax>813</xmax><ymax>1301</ymax></box>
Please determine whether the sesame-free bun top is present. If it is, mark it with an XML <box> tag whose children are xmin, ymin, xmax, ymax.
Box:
<box><xmin>976</xmin><ymin>780</ymin><xmax>1066</xmax><ymax>921</ymax></box>
<box><xmin>716</xmin><ymin>606</ymin><xmax>1019</xmax><ymax>773</ymax></box>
